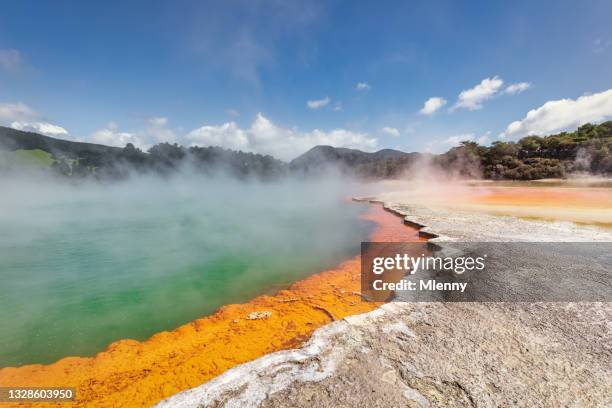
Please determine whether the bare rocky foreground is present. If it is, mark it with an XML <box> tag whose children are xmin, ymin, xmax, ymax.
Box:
<box><xmin>156</xmin><ymin>302</ymin><xmax>611</xmax><ymax>408</ymax></box>
<box><xmin>156</xmin><ymin>198</ymin><xmax>612</xmax><ymax>408</ymax></box>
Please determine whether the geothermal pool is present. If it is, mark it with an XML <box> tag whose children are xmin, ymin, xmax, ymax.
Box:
<box><xmin>377</xmin><ymin>179</ymin><xmax>612</xmax><ymax>227</ymax></box>
<box><xmin>0</xmin><ymin>177</ymin><xmax>372</xmax><ymax>367</ymax></box>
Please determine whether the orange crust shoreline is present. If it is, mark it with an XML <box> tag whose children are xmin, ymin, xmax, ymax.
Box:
<box><xmin>0</xmin><ymin>203</ymin><xmax>422</xmax><ymax>407</ymax></box>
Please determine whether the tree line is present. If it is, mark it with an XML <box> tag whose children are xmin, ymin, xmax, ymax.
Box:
<box><xmin>2</xmin><ymin>121</ymin><xmax>611</xmax><ymax>181</ymax></box>
<box><xmin>436</xmin><ymin>121</ymin><xmax>612</xmax><ymax>179</ymax></box>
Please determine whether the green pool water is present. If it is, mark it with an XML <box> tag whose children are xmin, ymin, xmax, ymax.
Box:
<box><xmin>0</xmin><ymin>177</ymin><xmax>372</xmax><ymax>367</ymax></box>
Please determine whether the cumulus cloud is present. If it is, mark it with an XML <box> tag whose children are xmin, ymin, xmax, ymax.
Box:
<box><xmin>381</xmin><ymin>127</ymin><xmax>400</xmax><ymax>137</ymax></box>
<box><xmin>440</xmin><ymin>134</ymin><xmax>475</xmax><ymax>148</ymax></box>
<box><xmin>501</xmin><ymin>89</ymin><xmax>612</xmax><ymax>139</ymax></box>
<box><xmin>0</xmin><ymin>49</ymin><xmax>24</xmax><ymax>73</ymax></box>
<box><xmin>90</xmin><ymin>123</ymin><xmax>142</xmax><ymax>147</ymax></box>
<box><xmin>185</xmin><ymin>122</ymin><xmax>249</xmax><ymax>150</ymax></box>
<box><xmin>419</xmin><ymin>97</ymin><xmax>447</xmax><ymax>115</ymax></box>
<box><xmin>504</xmin><ymin>82</ymin><xmax>531</xmax><ymax>95</ymax></box>
<box><xmin>425</xmin><ymin>131</ymin><xmax>490</xmax><ymax>153</ymax></box>
<box><xmin>187</xmin><ymin>113</ymin><xmax>377</xmax><ymax>160</ymax></box>
<box><xmin>146</xmin><ymin>117</ymin><xmax>177</xmax><ymax>144</ymax></box>
<box><xmin>442</xmin><ymin>132</ymin><xmax>489</xmax><ymax>147</ymax></box>
<box><xmin>453</xmin><ymin>76</ymin><xmax>504</xmax><ymax>110</ymax></box>
<box><xmin>306</xmin><ymin>96</ymin><xmax>331</xmax><ymax>110</ymax></box>
<box><xmin>89</xmin><ymin>117</ymin><xmax>177</xmax><ymax>148</ymax></box>
<box><xmin>452</xmin><ymin>76</ymin><xmax>531</xmax><ymax>111</ymax></box>
<box><xmin>356</xmin><ymin>82</ymin><xmax>371</xmax><ymax>91</ymax></box>
<box><xmin>332</xmin><ymin>102</ymin><xmax>343</xmax><ymax>112</ymax></box>
<box><xmin>10</xmin><ymin>121</ymin><xmax>69</xmax><ymax>137</ymax></box>
<box><xmin>0</xmin><ymin>101</ymin><xmax>71</xmax><ymax>137</ymax></box>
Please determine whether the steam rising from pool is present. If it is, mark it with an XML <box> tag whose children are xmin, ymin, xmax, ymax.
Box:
<box><xmin>0</xmin><ymin>174</ymin><xmax>372</xmax><ymax>366</ymax></box>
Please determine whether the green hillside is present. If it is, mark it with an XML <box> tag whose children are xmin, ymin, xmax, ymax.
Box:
<box><xmin>14</xmin><ymin>149</ymin><xmax>56</xmax><ymax>167</ymax></box>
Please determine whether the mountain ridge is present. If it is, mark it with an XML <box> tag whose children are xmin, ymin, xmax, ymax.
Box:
<box><xmin>2</xmin><ymin>121</ymin><xmax>612</xmax><ymax>180</ymax></box>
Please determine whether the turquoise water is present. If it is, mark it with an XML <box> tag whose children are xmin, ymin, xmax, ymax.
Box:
<box><xmin>0</xmin><ymin>177</ymin><xmax>372</xmax><ymax>367</ymax></box>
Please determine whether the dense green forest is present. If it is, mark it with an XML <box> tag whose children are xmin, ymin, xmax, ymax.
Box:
<box><xmin>290</xmin><ymin>122</ymin><xmax>612</xmax><ymax>179</ymax></box>
<box><xmin>1</xmin><ymin>122</ymin><xmax>611</xmax><ymax>180</ymax></box>
<box><xmin>436</xmin><ymin>121</ymin><xmax>612</xmax><ymax>179</ymax></box>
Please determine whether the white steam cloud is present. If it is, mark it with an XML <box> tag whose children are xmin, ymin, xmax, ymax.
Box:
<box><xmin>0</xmin><ymin>168</ymin><xmax>372</xmax><ymax>366</ymax></box>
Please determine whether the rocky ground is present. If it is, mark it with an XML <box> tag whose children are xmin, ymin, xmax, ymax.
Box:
<box><xmin>382</xmin><ymin>200</ymin><xmax>612</xmax><ymax>242</ymax></box>
<box><xmin>156</xmin><ymin>301</ymin><xmax>611</xmax><ymax>408</ymax></box>
<box><xmin>156</xmin><ymin>199</ymin><xmax>612</xmax><ymax>408</ymax></box>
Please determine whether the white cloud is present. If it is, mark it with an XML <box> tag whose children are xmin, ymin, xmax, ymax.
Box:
<box><xmin>146</xmin><ymin>117</ymin><xmax>176</xmax><ymax>144</ymax></box>
<box><xmin>0</xmin><ymin>102</ymin><xmax>37</xmax><ymax>122</ymax></box>
<box><xmin>306</xmin><ymin>96</ymin><xmax>330</xmax><ymax>110</ymax></box>
<box><xmin>90</xmin><ymin>123</ymin><xmax>143</xmax><ymax>147</ymax></box>
<box><xmin>0</xmin><ymin>102</ymin><xmax>71</xmax><ymax>138</ymax></box>
<box><xmin>186</xmin><ymin>122</ymin><xmax>249</xmax><ymax>150</ymax></box>
<box><xmin>443</xmin><ymin>133</ymin><xmax>476</xmax><ymax>146</ymax></box>
<box><xmin>10</xmin><ymin>121</ymin><xmax>69</xmax><ymax>137</ymax></box>
<box><xmin>453</xmin><ymin>76</ymin><xmax>504</xmax><ymax>110</ymax></box>
<box><xmin>501</xmin><ymin>89</ymin><xmax>612</xmax><ymax>139</ymax></box>
<box><xmin>478</xmin><ymin>132</ymin><xmax>491</xmax><ymax>146</ymax></box>
<box><xmin>381</xmin><ymin>127</ymin><xmax>400</xmax><ymax>138</ymax></box>
<box><xmin>89</xmin><ymin>117</ymin><xmax>177</xmax><ymax>148</ymax></box>
<box><xmin>0</xmin><ymin>49</ymin><xmax>23</xmax><ymax>73</ymax></box>
<box><xmin>356</xmin><ymin>82</ymin><xmax>371</xmax><ymax>91</ymax></box>
<box><xmin>419</xmin><ymin>97</ymin><xmax>447</xmax><ymax>115</ymax></box>
<box><xmin>504</xmin><ymin>82</ymin><xmax>531</xmax><ymax>95</ymax></box>
<box><xmin>426</xmin><ymin>131</ymin><xmax>490</xmax><ymax>153</ymax></box>
<box><xmin>148</xmin><ymin>117</ymin><xmax>167</xmax><ymax>127</ymax></box>
<box><xmin>187</xmin><ymin>113</ymin><xmax>377</xmax><ymax>160</ymax></box>
<box><xmin>332</xmin><ymin>102</ymin><xmax>343</xmax><ymax>112</ymax></box>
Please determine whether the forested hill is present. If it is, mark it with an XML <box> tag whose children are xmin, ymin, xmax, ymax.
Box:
<box><xmin>1</xmin><ymin>121</ymin><xmax>611</xmax><ymax>180</ymax></box>
<box><xmin>435</xmin><ymin>121</ymin><xmax>612</xmax><ymax>179</ymax></box>
<box><xmin>289</xmin><ymin>145</ymin><xmax>424</xmax><ymax>178</ymax></box>
<box><xmin>289</xmin><ymin>122</ymin><xmax>612</xmax><ymax>179</ymax></box>
<box><xmin>0</xmin><ymin>126</ymin><xmax>286</xmax><ymax>180</ymax></box>
<box><xmin>0</xmin><ymin>125</ymin><xmax>122</xmax><ymax>158</ymax></box>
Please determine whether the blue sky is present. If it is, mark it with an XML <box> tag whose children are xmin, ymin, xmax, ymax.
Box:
<box><xmin>1</xmin><ymin>0</ymin><xmax>611</xmax><ymax>160</ymax></box>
